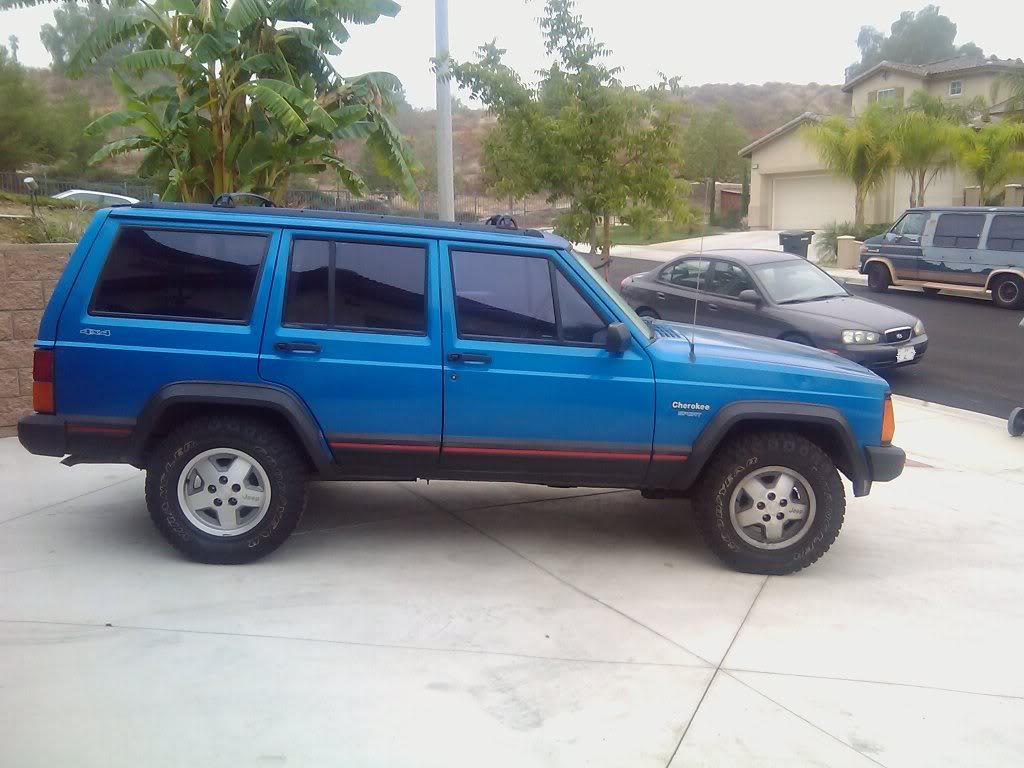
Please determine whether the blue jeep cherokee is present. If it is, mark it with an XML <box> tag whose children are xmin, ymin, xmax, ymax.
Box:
<box><xmin>18</xmin><ymin>201</ymin><xmax>905</xmax><ymax>574</ymax></box>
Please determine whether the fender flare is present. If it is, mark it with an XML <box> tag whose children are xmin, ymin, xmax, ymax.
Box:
<box><xmin>984</xmin><ymin>268</ymin><xmax>1024</xmax><ymax>291</ymax></box>
<box><xmin>133</xmin><ymin>381</ymin><xmax>333</xmax><ymax>470</ymax></box>
<box><xmin>671</xmin><ymin>400</ymin><xmax>871</xmax><ymax>497</ymax></box>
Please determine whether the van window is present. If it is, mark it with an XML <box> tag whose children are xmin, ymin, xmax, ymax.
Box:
<box><xmin>91</xmin><ymin>227</ymin><xmax>268</xmax><ymax>322</ymax></box>
<box><xmin>894</xmin><ymin>212</ymin><xmax>928</xmax><ymax>238</ymax></box>
<box><xmin>987</xmin><ymin>215</ymin><xmax>1024</xmax><ymax>253</ymax></box>
<box><xmin>283</xmin><ymin>239</ymin><xmax>427</xmax><ymax>333</ymax></box>
<box><xmin>933</xmin><ymin>213</ymin><xmax>984</xmax><ymax>249</ymax></box>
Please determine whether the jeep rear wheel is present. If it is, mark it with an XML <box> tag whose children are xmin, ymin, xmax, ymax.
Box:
<box><xmin>145</xmin><ymin>416</ymin><xmax>307</xmax><ymax>564</ymax></box>
<box><xmin>693</xmin><ymin>431</ymin><xmax>845</xmax><ymax>575</ymax></box>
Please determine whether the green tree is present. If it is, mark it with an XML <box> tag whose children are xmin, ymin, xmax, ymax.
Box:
<box><xmin>0</xmin><ymin>48</ymin><xmax>60</xmax><ymax>173</ymax></box>
<box><xmin>993</xmin><ymin>69</ymin><xmax>1024</xmax><ymax>116</ymax></box>
<box><xmin>40</xmin><ymin>2</ymin><xmax>137</xmax><ymax>73</ymax></box>
<box><xmin>892</xmin><ymin>91</ymin><xmax>958</xmax><ymax>207</ymax></box>
<box><xmin>682</xmin><ymin>104</ymin><xmax>748</xmax><ymax>223</ymax></box>
<box><xmin>452</xmin><ymin>0</ymin><xmax>692</xmax><ymax>274</ymax></box>
<box><xmin>847</xmin><ymin>6</ymin><xmax>983</xmax><ymax>79</ymax></box>
<box><xmin>952</xmin><ymin>121</ymin><xmax>1024</xmax><ymax>204</ymax></box>
<box><xmin>804</xmin><ymin>103</ymin><xmax>898</xmax><ymax>229</ymax></box>
<box><xmin>3</xmin><ymin>0</ymin><xmax>418</xmax><ymax>203</ymax></box>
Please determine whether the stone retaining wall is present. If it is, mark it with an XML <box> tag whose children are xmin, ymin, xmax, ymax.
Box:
<box><xmin>0</xmin><ymin>243</ymin><xmax>74</xmax><ymax>437</ymax></box>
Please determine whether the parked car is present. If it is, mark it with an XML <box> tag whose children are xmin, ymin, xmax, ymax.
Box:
<box><xmin>860</xmin><ymin>206</ymin><xmax>1024</xmax><ymax>309</ymax></box>
<box><xmin>17</xmin><ymin>199</ymin><xmax>905</xmax><ymax>575</ymax></box>
<box><xmin>52</xmin><ymin>189</ymin><xmax>139</xmax><ymax>207</ymax></box>
<box><xmin>620</xmin><ymin>249</ymin><xmax>928</xmax><ymax>370</ymax></box>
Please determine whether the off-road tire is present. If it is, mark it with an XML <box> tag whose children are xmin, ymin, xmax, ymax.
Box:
<box><xmin>866</xmin><ymin>263</ymin><xmax>891</xmax><ymax>293</ymax></box>
<box><xmin>991</xmin><ymin>275</ymin><xmax>1024</xmax><ymax>310</ymax></box>
<box><xmin>693</xmin><ymin>431</ymin><xmax>846</xmax><ymax>575</ymax></box>
<box><xmin>145</xmin><ymin>415</ymin><xmax>308</xmax><ymax>564</ymax></box>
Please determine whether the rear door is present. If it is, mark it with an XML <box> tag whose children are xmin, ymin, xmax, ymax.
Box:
<box><xmin>259</xmin><ymin>230</ymin><xmax>443</xmax><ymax>477</ymax></box>
<box><xmin>438</xmin><ymin>242</ymin><xmax>656</xmax><ymax>486</ymax></box>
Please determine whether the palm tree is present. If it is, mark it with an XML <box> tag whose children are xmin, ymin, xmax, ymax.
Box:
<box><xmin>994</xmin><ymin>70</ymin><xmax>1024</xmax><ymax>116</ymax></box>
<box><xmin>894</xmin><ymin>92</ymin><xmax>956</xmax><ymax>208</ymax></box>
<box><xmin>952</xmin><ymin>121</ymin><xmax>1024</xmax><ymax>204</ymax></box>
<box><xmin>0</xmin><ymin>0</ymin><xmax>418</xmax><ymax>203</ymax></box>
<box><xmin>803</xmin><ymin>103</ymin><xmax>897</xmax><ymax>230</ymax></box>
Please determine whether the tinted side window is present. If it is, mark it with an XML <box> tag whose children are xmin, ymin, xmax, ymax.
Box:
<box><xmin>554</xmin><ymin>269</ymin><xmax>606</xmax><ymax>344</ymax></box>
<box><xmin>661</xmin><ymin>259</ymin><xmax>710</xmax><ymax>289</ymax></box>
<box><xmin>283</xmin><ymin>239</ymin><xmax>427</xmax><ymax>333</ymax></box>
<box><xmin>708</xmin><ymin>262</ymin><xmax>755</xmax><ymax>297</ymax></box>
<box><xmin>933</xmin><ymin>214</ymin><xmax>984</xmax><ymax>249</ymax></box>
<box><xmin>987</xmin><ymin>215</ymin><xmax>1024</xmax><ymax>252</ymax></box>
<box><xmin>92</xmin><ymin>227</ymin><xmax>268</xmax><ymax>321</ymax></box>
<box><xmin>452</xmin><ymin>250</ymin><xmax>556</xmax><ymax>341</ymax></box>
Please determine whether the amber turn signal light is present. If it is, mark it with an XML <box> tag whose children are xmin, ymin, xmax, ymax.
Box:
<box><xmin>32</xmin><ymin>349</ymin><xmax>55</xmax><ymax>415</ymax></box>
<box><xmin>881</xmin><ymin>395</ymin><xmax>895</xmax><ymax>445</ymax></box>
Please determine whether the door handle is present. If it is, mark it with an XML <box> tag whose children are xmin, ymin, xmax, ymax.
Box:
<box><xmin>448</xmin><ymin>352</ymin><xmax>492</xmax><ymax>364</ymax></box>
<box><xmin>705</xmin><ymin>303</ymin><xmax>720</xmax><ymax>311</ymax></box>
<box><xmin>275</xmin><ymin>341</ymin><xmax>321</xmax><ymax>353</ymax></box>
<box><xmin>656</xmin><ymin>292</ymin><xmax>667</xmax><ymax>300</ymax></box>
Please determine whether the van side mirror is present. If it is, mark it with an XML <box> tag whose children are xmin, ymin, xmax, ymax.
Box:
<box><xmin>738</xmin><ymin>289</ymin><xmax>761</xmax><ymax>304</ymax></box>
<box><xmin>605</xmin><ymin>322</ymin><xmax>631</xmax><ymax>353</ymax></box>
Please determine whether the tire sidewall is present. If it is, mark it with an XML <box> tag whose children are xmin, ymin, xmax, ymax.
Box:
<box><xmin>148</xmin><ymin>419</ymin><xmax>305</xmax><ymax>562</ymax></box>
<box><xmin>867</xmin><ymin>263</ymin><xmax>889</xmax><ymax>292</ymax></box>
<box><xmin>701</xmin><ymin>434</ymin><xmax>844</xmax><ymax>574</ymax></box>
<box><xmin>993</xmin><ymin>276</ymin><xmax>1024</xmax><ymax>309</ymax></box>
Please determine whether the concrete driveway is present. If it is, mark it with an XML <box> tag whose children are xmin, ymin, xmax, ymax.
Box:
<box><xmin>2</xmin><ymin>398</ymin><xmax>1023</xmax><ymax>767</ymax></box>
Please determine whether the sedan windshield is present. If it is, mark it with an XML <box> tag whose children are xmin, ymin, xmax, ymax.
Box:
<box><xmin>750</xmin><ymin>260</ymin><xmax>847</xmax><ymax>304</ymax></box>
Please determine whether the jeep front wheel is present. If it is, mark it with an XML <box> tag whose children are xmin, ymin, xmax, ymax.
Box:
<box><xmin>145</xmin><ymin>416</ymin><xmax>308</xmax><ymax>564</ymax></box>
<box><xmin>694</xmin><ymin>431</ymin><xmax>845</xmax><ymax>575</ymax></box>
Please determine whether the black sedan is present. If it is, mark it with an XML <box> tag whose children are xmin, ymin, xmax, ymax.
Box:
<box><xmin>619</xmin><ymin>249</ymin><xmax>928</xmax><ymax>369</ymax></box>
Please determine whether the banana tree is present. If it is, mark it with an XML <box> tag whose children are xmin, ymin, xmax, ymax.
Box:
<box><xmin>0</xmin><ymin>0</ymin><xmax>418</xmax><ymax>202</ymax></box>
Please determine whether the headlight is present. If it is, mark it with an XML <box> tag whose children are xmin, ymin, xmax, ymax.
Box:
<box><xmin>842</xmin><ymin>329</ymin><xmax>880</xmax><ymax>344</ymax></box>
<box><xmin>913</xmin><ymin>319</ymin><xmax>925</xmax><ymax>336</ymax></box>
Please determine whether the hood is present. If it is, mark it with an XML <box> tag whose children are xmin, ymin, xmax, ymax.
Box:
<box><xmin>780</xmin><ymin>294</ymin><xmax>917</xmax><ymax>330</ymax></box>
<box><xmin>862</xmin><ymin>234</ymin><xmax>884</xmax><ymax>246</ymax></box>
<box><xmin>647</xmin><ymin>320</ymin><xmax>879</xmax><ymax>381</ymax></box>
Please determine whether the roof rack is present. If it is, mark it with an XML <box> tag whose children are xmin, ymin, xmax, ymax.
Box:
<box><xmin>128</xmin><ymin>201</ymin><xmax>548</xmax><ymax>238</ymax></box>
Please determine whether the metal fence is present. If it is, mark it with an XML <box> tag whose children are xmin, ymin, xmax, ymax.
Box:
<box><xmin>1</xmin><ymin>171</ymin><xmax>567</xmax><ymax>228</ymax></box>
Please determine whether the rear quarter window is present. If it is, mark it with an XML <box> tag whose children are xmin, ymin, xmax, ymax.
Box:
<box><xmin>90</xmin><ymin>227</ymin><xmax>269</xmax><ymax>322</ymax></box>
<box><xmin>987</xmin><ymin>215</ymin><xmax>1024</xmax><ymax>253</ymax></box>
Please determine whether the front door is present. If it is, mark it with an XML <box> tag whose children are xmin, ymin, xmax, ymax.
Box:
<box><xmin>438</xmin><ymin>242</ymin><xmax>656</xmax><ymax>487</ymax></box>
<box><xmin>883</xmin><ymin>211</ymin><xmax>928</xmax><ymax>280</ymax></box>
<box><xmin>259</xmin><ymin>230</ymin><xmax>443</xmax><ymax>477</ymax></box>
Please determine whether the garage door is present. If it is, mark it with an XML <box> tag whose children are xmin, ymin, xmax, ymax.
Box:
<box><xmin>772</xmin><ymin>174</ymin><xmax>855</xmax><ymax>229</ymax></box>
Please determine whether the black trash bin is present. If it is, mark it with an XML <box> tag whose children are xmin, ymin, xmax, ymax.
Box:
<box><xmin>779</xmin><ymin>229</ymin><xmax>814</xmax><ymax>258</ymax></box>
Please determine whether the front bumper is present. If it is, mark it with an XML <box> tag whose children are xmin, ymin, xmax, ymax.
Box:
<box><xmin>837</xmin><ymin>335</ymin><xmax>928</xmax><ymax>369</ymax></box>
<box><xmin>865</xmin><ymin>444</ymin><xmax>906</xmax><ymax>483</ymax></box>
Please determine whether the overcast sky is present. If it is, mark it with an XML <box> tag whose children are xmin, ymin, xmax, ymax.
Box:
<box><xmin>2</xmin><ymin>0</ymin><xmax>1018</xmax><ymax>108</ymax></box>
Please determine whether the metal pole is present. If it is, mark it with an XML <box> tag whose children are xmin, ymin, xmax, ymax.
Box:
<box><xmin>434</xmin><ymin>0</ymin><xmax>455</xmax><ymax>221</ymax></box>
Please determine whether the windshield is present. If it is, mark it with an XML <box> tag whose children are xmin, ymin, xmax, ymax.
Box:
<box><xmin>750</xmin><ymin>260</ymin><xmax>848</xmax><ymax>304</ymax></box>
<box><xmin>568</xmin><ymin>249</ymin><xmax>654</xmax><ymax>341</ymax></box>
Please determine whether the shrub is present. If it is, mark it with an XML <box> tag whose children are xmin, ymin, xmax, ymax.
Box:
<box><xmin>815</xmin><ymin>220</ymin><xmax>892</xmax><ymax>263</ymax></box>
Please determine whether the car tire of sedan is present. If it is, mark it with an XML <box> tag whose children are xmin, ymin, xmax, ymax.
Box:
<box><xmin>636</xmin><ymin>307</ymin><xmax>660</xmax><ymax>319</ymax></box>
<box><xmin>145</xmin><ymin>415</ymin><xmax>308</xmax><ymax>564</ymax></box>
<box><xmin>866</xmin><ymin>263</ymin><xmax>891</xmax><ymax>292</ymax></box>
<box><xmin>991</xmin><ymin>275</ymin><xmax>1024</xmax><ymax>310</ymax></box>
<box><xmin>1009</xmin><ymin>407</ymin><xmax>1024</xmax><ymax>438</ymax></box>
<box><xmin>693</xmin><ymin>431</ymin><xmax>846</xmax><ymax>575</ymax></box>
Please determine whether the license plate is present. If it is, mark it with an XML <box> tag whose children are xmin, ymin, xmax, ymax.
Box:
<box><xmin>896</xmin><ymin>346</ymin><xmax>916</xmax><ymax>363</ymax></box>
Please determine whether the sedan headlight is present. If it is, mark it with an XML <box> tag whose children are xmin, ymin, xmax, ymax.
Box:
<box><xmin>913</xmin><ymin>319</ymin><xmax>925</xmax><ymax>336</ymax></box>
<box><xmin>842</xmin><ymin>329</ymin><xmax>880</xmax><ymax>345</ymax></box>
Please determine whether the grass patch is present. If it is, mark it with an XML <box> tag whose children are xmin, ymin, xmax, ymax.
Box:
<box><xmin>609</xmin><ymin>223</ymin><xmax>739</xmax><ymax>246</ymax></box>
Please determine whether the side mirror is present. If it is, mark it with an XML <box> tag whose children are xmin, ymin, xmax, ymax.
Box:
<box><xmin>884</xmin><ymin>231</ymin><xmax>898</xmax><ymax>242</ymax></box>
<box><xmin>605</xmin><ymin>322</ymin><xmax>631</xmax><ymax>353</ymax></box>
<box><xmin>738</xmin><ymin>289</ymin><xmax>761</xmax><ymax>304</ymax></box>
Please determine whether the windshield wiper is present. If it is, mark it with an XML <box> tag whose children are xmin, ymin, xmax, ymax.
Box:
<box><xmin>778</xmin><ymin>294</ymin><xmax>842</xmax><ymax>305</ymax></box>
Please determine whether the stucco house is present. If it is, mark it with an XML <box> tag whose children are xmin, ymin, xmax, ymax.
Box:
<box><xmin>740</xmin><ymin>55</ymin><xmax>1024</xmax><ymax>230</ymax></box>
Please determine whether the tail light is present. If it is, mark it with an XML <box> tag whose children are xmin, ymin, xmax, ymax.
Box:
<box><xmin>881</xmin><ymin>394</ymin><xmax>895</xmax><ymax>445</ymax></box>
<box><xmin>32</xmin><ymin>349</ymin><xmax>55</xmax><ymax>415</ymax></box>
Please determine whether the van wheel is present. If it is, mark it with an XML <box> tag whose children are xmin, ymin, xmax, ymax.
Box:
<box><xmin>866</xmin><ymin>263</ymin><xmax>891</xmax><ymax>292</ymax></box>
<box><xmin>693</xmin><ymin>431</ymin><xmax>845</xmax><ymax>575</ymax></box>
<box><xmin>992</xmin><ymin>275</ymin><xmax>1024</xmax><ymax>309</ymax></box>
<box><xmin>145</xmin><ymin>416</ymin><xmax>307</xmax><ymax>564</ymax></box>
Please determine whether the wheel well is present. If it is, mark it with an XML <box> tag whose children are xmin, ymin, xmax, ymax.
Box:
<box><xmin>708</xmin><ymin>418</ymin><xmax>855</xmax><ymax>481</ymax></box>
<box><xmin>985</xmin><ymin>270</ymin><xmax>1024</xmax><ymax>290</ymax></box>
<box><xmin>139</xmin><ymin>402</ymin><xmax>316</xmax><ymax>471</ymax></box>
<box><xmin>636</xmin><ymin>306</ymin><xmax>659</xmax><ymax>318</ymax></box>
<box><xmin>864</xmin><ymin>258</ymin><xmax>894</xmax><ymax>282</ymax></box>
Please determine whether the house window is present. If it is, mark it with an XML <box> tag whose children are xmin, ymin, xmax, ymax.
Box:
<box><xmin>949</xmin><ymin>80</ymin><xmax>963</xmax><ymax>96</ymax></box>
<box><xmin>876</xmin><ymin>88</ymin><xmax>897</xmax><ymax>102</ymax></box>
